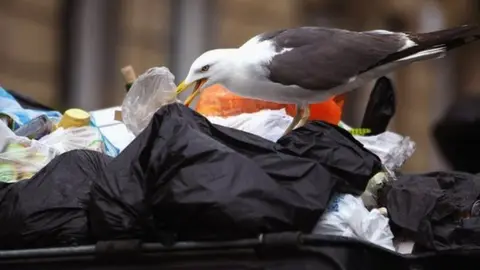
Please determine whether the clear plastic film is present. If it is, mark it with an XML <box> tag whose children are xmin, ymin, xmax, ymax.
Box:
<box><xmin>39</xmin><ymin>126</ymin><xmax>104</xmax><ymax>154</ymax></box>
<box><xmin>121</xmin><ymin>67</ymin><xmax>179</xmax><ymax>136</ymax></box>
<box><xmin>353</xmin><ymin>131</ymin><xmax>416</xmax><ymax>172</ymax></box>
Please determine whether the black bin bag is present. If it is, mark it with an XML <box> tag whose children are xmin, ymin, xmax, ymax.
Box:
<box><xmin>89</xmin><ymin>103</ymin><xmax>382</xmax><ymax>243</ymax></box>
<box><xmin>0</xmin><ymin>150</ymin><xmax>112</xmax><ymax>249</ymax></box>
<box><xmin>276</xmin><ymin>122</ymin><xmax>382</xmax><ymax>195</ymax></box>
<box><xmin>379</xmin><ymin>171</ymin><xmax>480</xmax><ymax>251</ymax></box>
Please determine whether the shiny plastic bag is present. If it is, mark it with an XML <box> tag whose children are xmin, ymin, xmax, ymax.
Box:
<box><xmin>0</xmin><ymin>150</ymin><xmax>112</xmax><ymax>249</ymax></box>
<box><xmin>121</xmin><ymin>67</ymin><xmax>178</xmax><ymax>135</ymax></box>
<box><xmin>313</xmin><ymin>193</ymin><xmax>395</xmax><ymax>251</ymax></box>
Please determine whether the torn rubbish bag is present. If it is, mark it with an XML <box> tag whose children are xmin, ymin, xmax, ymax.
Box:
<box><xmin>89</xmin><ymin>103</ymin><xmax>382</xmax><ymax>242</ymax></box>
<box><xmin>276</xmin><ymin>122</ymin><xmax>383</xmax><ymax>195</ymax></box>
<box><xmin>0</xmin><ymin>150</ymin><xmax>112</xmax><ymax>249</ymax></box>
<box><xmin>380</xmin><ymin>171</ymin><xmax>480</xmax><ymax>251</ymax></box>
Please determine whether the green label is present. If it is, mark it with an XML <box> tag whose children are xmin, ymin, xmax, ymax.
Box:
<box><xmin>349</xmin><ymin>128</ymin><xmax>371</xmax><ymax>136</ymax></box>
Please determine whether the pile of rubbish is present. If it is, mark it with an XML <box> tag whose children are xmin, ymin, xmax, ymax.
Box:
<box><xmin>0</xmin><ymin>66</ymin><xmax>479</xmax><ymax>257</ymax></box>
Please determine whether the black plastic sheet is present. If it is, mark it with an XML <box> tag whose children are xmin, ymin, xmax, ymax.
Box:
<box><xmin>380</xmin><ymin>171</ymin><xmax>480</xmax><ymax>251</ymax></box>
<box><xmin>361</xmin><ymin>76</ymin><xmax>396</xmax><ymax>135</ymax></box>
<box><xmin>0</xmin><ymin>150</ymin><xmax>112</xmax><ymax>249</ymax></box>
<box><xmin>89</xmin><ymin>103</ymin><xmax>382</xmax><ymax>243</ymax></box>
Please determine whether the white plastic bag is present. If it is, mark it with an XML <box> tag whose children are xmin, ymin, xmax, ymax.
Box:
<box><xmin>207</xmin><ymin>109</ymin><xmax>292</xmax><ymax>142</ymax></box>
<box><xmin>122</xmin><ymin>67</ymin><xmax>179</xmax><ymax>135</ymax></box>
<box><xmin>353</xmin><ymin>131</ymin><xmax>416</xmax><ymax>171</ymax></box>
<box><xmin>313</xmin><ymin>194</ymin><xmax>395</xmax><ymax>251</ymax></box>
<box><xmin>0</xmin><ymin>121</ymin><xmax>58</xmax><ymax>183</ymax></box>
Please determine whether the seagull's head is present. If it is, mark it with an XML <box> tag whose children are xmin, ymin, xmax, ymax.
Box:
<box><xmin>176</xmin><ymin>48</ymin><xmax>237</xmax><ymax>106</ymax></box>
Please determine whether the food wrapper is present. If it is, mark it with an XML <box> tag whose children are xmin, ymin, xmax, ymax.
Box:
<box><xmin>0</xmin><ymin>122</ymin><xmax>57</xmax><ymax>183</ymax></box>
<box><xmin>0</xmin><ymin>121</ymin><xmax>106</xmax><ymax>183</ymax></box>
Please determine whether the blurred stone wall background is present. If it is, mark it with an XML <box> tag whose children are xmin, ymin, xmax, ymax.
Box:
<box><xmin>0</xmin><ymin>0</ymin><xmax>479</xmax><ymax>172</ymax></box>
<box><xmin>0</xmin><ymin>0</ymin><xmax>62</xmax><ymax>106</ymax></box>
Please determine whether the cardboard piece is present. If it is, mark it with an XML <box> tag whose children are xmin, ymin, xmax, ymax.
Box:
<box><xmin>114</xmin><ymin>110</ymin><xmax>123</xmax><ymax>122</ymax></box>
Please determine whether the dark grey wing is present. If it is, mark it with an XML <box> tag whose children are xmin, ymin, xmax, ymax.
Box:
<box><xmin>264</xmin><ymin>25</ymin><xmax>480</xmax><ymax>91</ymax></box>
<box><xmin>263</xmin><ymin>27</ymin><xmax>407</xmax><ymax>90</ymax></box>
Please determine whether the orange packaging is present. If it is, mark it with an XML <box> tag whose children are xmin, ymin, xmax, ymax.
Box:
<box><xmin>195</xmin><ymin>85</ymin><xmax>344</xmax><ymax>125</ymax></box>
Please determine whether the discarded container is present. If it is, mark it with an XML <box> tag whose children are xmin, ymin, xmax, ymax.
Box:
<box><xmin>57</xmin><ymin>108</ymin><xmax>91</xmax><ymax>129</ymax></box>
<box><xmin>14</xmin><ymin>115</ymin><xmax>54</xmax><ymax>140</ymax></box>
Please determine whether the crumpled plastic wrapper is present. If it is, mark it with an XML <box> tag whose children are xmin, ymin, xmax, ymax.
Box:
<box><xmin>208</xmin><ymin>109</ymin><xmax>293</xmax><ymax>142</ymax></box>
<box><xmin>361</xmin><ymin>171</ymin><xmax>395</xmax><ymax>209</ymax></box>
<box><xmin>0</xmin><ymin>122</ymin><xmax>57</xmax><ymax>183</ymax></box>
<box><xmin>0</xmin><ymin>121</ymin><xmax>107</xmax><ymax>183</ymax></box>
<box><xmin>313</xmin><ymin>193</ymin><xmax>395</xmax><ymax>251</ymax></box>
<box><xmin>39</xmin><ymin>126</ymin><xmax>105</xmax><ymax>154</ymax></box>
<box><xmin>122</xmin><ymin>67</ymin><xmax>179</xmax><ymax>136</ymax></box>
<box><xmin>354</xmin><ymin>131</ymin><xmax>416</xmax><ymax>172</ymax></box>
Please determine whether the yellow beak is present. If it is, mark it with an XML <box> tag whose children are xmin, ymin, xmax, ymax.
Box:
<box><xmin>175</xmin><ymin>79</ymin><xmax>206</xmax><ymax>107</ymax></box>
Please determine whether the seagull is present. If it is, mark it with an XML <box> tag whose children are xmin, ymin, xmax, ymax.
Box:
<box><xmin>176</xmin><ymin>25</ymin><xmax>480</xmax><ymax>135</ymax></box>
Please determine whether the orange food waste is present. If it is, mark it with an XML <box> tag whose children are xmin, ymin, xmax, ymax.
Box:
<box><xmin>194</xmin><ymin>84</ymin><xmax>345</xmax><ymax>125</ymax></box>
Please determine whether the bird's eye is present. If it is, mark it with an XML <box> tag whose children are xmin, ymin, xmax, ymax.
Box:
<box><xmin>200</xmin><ymin>65</ymin><xmax>210</xmax><ymax>72</ymax></box>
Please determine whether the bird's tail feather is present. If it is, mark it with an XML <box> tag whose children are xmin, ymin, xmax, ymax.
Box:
<box><xmin>398</xmin><ymin>47</ymin><xmax>446</xmax><ymax>62</ymax></box>
<box><xmin>373</xmin><ymin>25</ymin><xmax>480</xmax><ymax>68</ymax></box>
<box><xmin>408</xmin><ymin>24</ymin><xmax>480</xmax><ymax>51</ymax></box>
